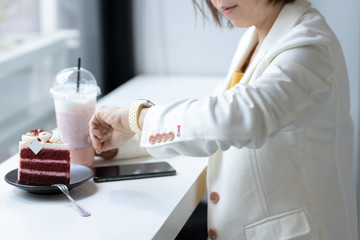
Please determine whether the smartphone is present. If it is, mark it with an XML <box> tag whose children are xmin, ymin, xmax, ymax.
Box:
<box><xmin>93</xmin><ymin>161</ymin><xmax>176</xmax><ymax>182</ymax></box>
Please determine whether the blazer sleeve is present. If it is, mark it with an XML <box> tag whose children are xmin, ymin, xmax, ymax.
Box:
<box><xmin>140</xmin><ymin>44</ymin><xmax>335</xmax><ymax>158</ymax></box>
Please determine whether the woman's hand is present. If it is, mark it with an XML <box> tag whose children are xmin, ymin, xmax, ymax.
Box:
<box><xmin>89</xmin><ymin>106</ymin><xmax>135</xmax><ymax>154</ymax></box>
<box><xmin>97</xmin><ymin>148</ymin><xmax>119</xmax><ymax>159</ymax></box>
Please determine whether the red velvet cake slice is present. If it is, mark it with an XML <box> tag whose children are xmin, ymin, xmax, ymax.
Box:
<box><xmin>18</xmin><ymin>129</ymin><xmax>70</xmax><ymax>185</ymax></box>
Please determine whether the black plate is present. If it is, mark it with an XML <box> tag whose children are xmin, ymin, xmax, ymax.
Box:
<box><xmin>4</xmin><ymin>163</ymin><xmax>93</xmax><ymax>195</ymax></box>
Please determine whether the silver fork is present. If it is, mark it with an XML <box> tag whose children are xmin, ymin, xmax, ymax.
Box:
<box><xmin>52</xmin><ymin>184</ymin><xmax>91</xmax><ymax>217</ymax></box>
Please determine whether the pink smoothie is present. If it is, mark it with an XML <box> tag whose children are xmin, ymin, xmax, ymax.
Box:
<box><xmin>51</xmin><ymin>67</ymin><xmax>100</xmax><ymax>167</ymax></box>
<box><xmin>69</xmin><ymin>145</ymin><xmax>94</xmax><ymax>167</ymax></box>
<box><xmin>55</xmin><ymin>107</ymin><xmax>95</xmax><ymax>167</ymax></box>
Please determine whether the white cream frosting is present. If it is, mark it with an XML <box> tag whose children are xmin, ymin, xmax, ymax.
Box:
<box><xmin>38</xmin><ymin>132</ymin><xmax>51</xmax><ymax>142</ymax></box>
<box><xmin>20</xmin><ymin>129</ymin><xmax>68</xmax><ymax>146</ymax></box>
<box><xmin>21</xmin><ymin>134</ymin><xmax>36</xmax><ymax>142</ymax></box>
<box><xmin>49</xmin><ymin>131</ymin><xmax>62</xmax><ymax>143</ymax></box>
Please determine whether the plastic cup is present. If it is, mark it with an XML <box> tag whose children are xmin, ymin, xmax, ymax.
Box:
<box><xmin>50</xmin><ymin>67</ymin><xmax>100</xmax><ymax>167</ymax></box>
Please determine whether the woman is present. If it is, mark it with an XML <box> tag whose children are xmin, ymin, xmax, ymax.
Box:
<box><xmin>90</xmin><ymin>0</ymin><xmax>358</xmax><ymax>239</ymax></box>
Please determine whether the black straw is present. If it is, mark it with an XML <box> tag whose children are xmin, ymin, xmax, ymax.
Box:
<box><xmin>77</xmin><ymin>57</ymin><xmax>81</xmax><ymax>93</ymax></box>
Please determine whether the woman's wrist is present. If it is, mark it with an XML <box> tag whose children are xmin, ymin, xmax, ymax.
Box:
<box><xmin>121</xmin><ymin>108</ymin><xmax>132</xmax><ymax>134</ymax></box>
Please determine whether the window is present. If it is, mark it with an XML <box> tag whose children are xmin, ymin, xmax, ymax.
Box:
<box><xmin>0</xmin><ymin>0</ymin><xmax>80</xmax><ymax>162</ymax></box>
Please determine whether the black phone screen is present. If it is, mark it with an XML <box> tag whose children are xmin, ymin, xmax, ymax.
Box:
<box><xmin>93</xmin><ymin>161</ymin><xmax>176</xmax><ymax>182</ymax></box>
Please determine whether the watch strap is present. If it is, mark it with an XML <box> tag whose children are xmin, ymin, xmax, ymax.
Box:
<box><xmin>129</xmin><ymin>99</ymin><xmax>154</xmax><ymax>134</ymax></box>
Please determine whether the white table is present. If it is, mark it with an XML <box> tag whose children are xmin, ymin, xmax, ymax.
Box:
<box><xmin>0</xmin><ymin>75</ymin><xmax>221</xmax><ymax>240</ymax></box>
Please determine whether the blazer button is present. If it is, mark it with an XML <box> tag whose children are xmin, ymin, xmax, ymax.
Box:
<box><xmin>168</xmin><ymin>131</ymin><xmax>175</xmax><ymax>141</ymax></box>
<box><xmin>155</xmin><ymin>133</ymin><xmax>162</xmax><ymax>143</ymax></box>
<box><xmin>149</xmin><ymin>135</ymin><xmax>156</xmax><ymax>145</ymax></box>
<box><xmin>161</xmin><ymin>133</ymin><xmax>168</xmax><ymax>142</ymax></box>
<box><xmin>210</xmin><ymin>192</ymin><xmax>220</xmax><ymax>203</ymax></box>
<box><xmin>208</xmin><ymin>228</ymin><xmax>217</xmax><ymax>240</ymax></box>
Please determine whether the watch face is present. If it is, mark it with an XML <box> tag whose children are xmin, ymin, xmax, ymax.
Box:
<box><xmin>138</xmin><ymin>99</ymin><xmax>155</xmax><ymax>106</ymax></box>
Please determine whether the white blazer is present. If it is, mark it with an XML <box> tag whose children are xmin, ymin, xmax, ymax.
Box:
<box><xmin>140</xmin><ymin>0</ymin><xmax>358</xmax><ymax>239</ymax></box>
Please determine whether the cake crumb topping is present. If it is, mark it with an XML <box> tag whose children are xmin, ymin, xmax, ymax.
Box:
<box><xmin>22</xmin><ymin>129</ymin><xmax>64</xmax><ymax>144</ymax></box>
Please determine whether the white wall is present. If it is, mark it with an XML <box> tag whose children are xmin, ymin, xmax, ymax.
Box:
<box><xmin>133</xmin><ymin>0</ymin><xmax>245</xmax><ymax>76</ymax></box>
<box><xmin>133</xmin><ymin>0</ymin><xmax>360</xmax><ymax>235</ymax></box>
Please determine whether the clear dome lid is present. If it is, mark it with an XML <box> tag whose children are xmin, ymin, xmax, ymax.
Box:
<box><xmin>50</xmin><ymin>67</ymin><xmax>101</xmax><ymax>97</ymax></box>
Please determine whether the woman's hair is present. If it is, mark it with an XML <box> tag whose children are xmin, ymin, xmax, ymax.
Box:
<box><xmin>192</xmin><ymin>0</ymin><xmax>296</xmax><ymax>27</ymax></box>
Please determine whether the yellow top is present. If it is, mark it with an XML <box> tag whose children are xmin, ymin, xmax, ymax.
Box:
<box><xmin>228</xmin><ymin>70</ymin><xmax>244</xmax><ymax>89</ymax></box>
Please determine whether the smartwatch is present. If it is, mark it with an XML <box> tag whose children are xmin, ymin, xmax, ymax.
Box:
<box><xmin>129</xmin><ymin>99</ymin><xmax>154</xmax><ymax>134</ymax></box>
